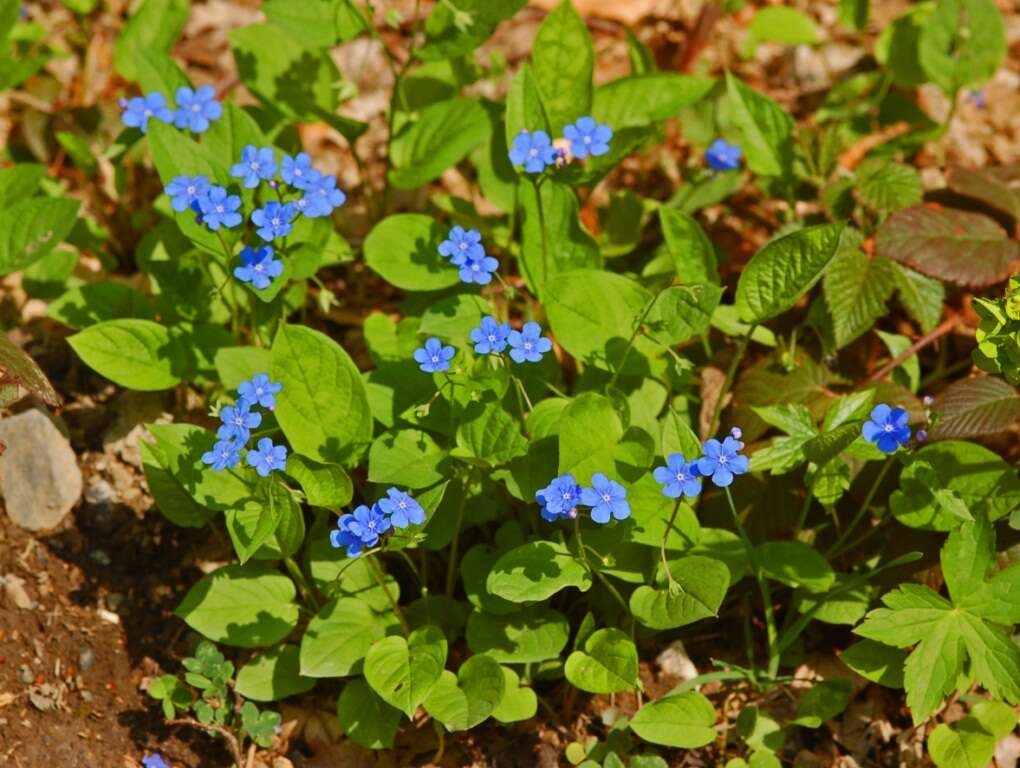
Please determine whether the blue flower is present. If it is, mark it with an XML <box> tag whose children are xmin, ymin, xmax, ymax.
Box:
<box><xmin>470</xmin><ymin>316</ymin><xmax>511</xmax><ymax>355</ymax></box>
<box><xmin>508</xmin><ymin>322</ymin><xmax>552</xmax><ymax>364</ymax></box>
<box><xmin>508</xmin><ymin>130</ymin><xmax>557</xmax><ymax>174</ymax></box>
<box><xmin>696</xmin><ymin>436</ymin><xmax>749</xmax><ymax>488</ymax></box>
<box><xmin>201</xmin><ymin>439</ymin><xmax>242</xmax><ymax>471</ymax></box>
<box><xmin>142</xmin><ymin>754</ymin><xmax>171</xmax><ymax>768</ymax></box>
<box><xmin>197</xmin><ymin>185</ymin><xmax>242</xmax><ymax>230</ymax></box>
<box><xmin>230</xmin><ymin>145</ymin><xmax>278</xmax><ymax>189</ymax></box>
<box><xmin>536</xmin><ymin>473</ymin><xmax>582</xmax><ymax>522</ymax></box>
<box><xmin>653</xmin><ymin>453</ymin><xmax>702</xmax><ymax>498</ymax></box>
<box><xmin>120</xmin><ymin>93</ymin><xmax>173</xmax><ymax>133</ymax></box>
<box><xmin>458</xmin><ymin>251</ymin><xmax>499</xmax><ymax>285</ymax></box>
<box><xmin>251</xmin><ymin>201</ymin><xmax>296</xmax><ymax>241</ymax></box>
<box><xmin>304</xmin><ymin>174</ymin><xmax>346</xmax><ymax>217</ymax></box>
<box><xmin>705</xmin><ymin>138</ymin><xmax>742</xmax><ymax>171</ymax></box>
<box><xmin>330</xmin><ymin>504</ymin><xmax>392</xmax><ymax>556</ymax></box>
<box><xmin>438</xmin><ymin>226</ymin><xmax>484</xmax><ymax>266</ymax></box>
<box><xmin>580</xmin><ymin>472</ymin><xmax>630</xmax><ymax>523</ymax></box>
<box><xmin>217</xmin><ymin>401</ymin><xmax>262</xmax><ymax>443</ymax></box>
<box><xmin>377</xmin><ymin>488</ymin><xmax>425</xmax><ymax>529</ymax></box>
<box><xmin>172</xmin><ymin>85</ymin><xmax>222</xmax><ymax>133</ymax></box>
<box><xmin>862</xmin><ymin>403</ymin><xmax>911</xmax><ymax>454</ymax></box>
<box><xmin>234</xmin><ymin>245</ymin><xmax>283</xmax><ymax>291</ymax></box>
<box><xmin>238</xmin><ymin>374</ymin><xmax>282</xmax><ymax>410</ymax></box>
<box><xmin>414</xmin><ymin>337</ymin><xmax>455</xmax><ymax>373</ymax></box>
<box><xmin>165</xmin><ymin>175</ymin><xmax>210</xmax><ymax>213</ymax></box>
<box><xmin>247</xmin><ymin>437</ymin><xmax>287</xmax><ymax>477</ymax></box>
<box><xmin>281</xmin><ymin>152</ymin><xmax>315</xmax><ymax>189</ymax></box>
<box><xmin>563</xmin><ymin>116</ymin><xmax>612</xmax><ymax>159</ymax></box>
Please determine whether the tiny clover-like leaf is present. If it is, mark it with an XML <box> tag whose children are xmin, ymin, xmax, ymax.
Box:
<box><xmin>853</xmin><ymin>516</ymin><xmax>1020</xmax><ymax>723</ymax></box>
<box><xmin>239</xmin><ymin>701</ymin><xmax>282</xmax><ymax>748</ymax></box>
<box><xmin>147</xmin><ymin>674</ymin><xmax>192</xmax><ymax>720</ymax></box>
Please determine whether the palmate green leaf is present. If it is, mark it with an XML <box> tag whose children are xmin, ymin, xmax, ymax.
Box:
<box><xmin>364</xmin><ymin>625</ymin><xmax>447</xmax><ymax>718</ymax></box>
<box><xmin>919</xmin><ymin>0</ymin><xmax>1005</xmax><ymax>96</ymax></box>
<box><xmin>69</xmin><ymin>319</ymin><xmax>184</xmax><ymax>391</ymax></box>
<box><xmin>629</xmin><ymin>691</ymin><xmax>717</xmax><ymax>748</ymax></box>
<box><xmin>629</xmin><ymin>556</ymin><xmax>728</xmax><ymax>630</ymax></box>
<box><xmin>757</xmin><ymin>541</ymin><xmax>835</xmax><ymax>591</ymax></box>
<box><xmin>336</xmin><ymin>678</ymin><xmax>402</xmax><ymax>750</ymax></box>
<box><xmin>419</xmin><ymin>0</ymin><xmax>525</xmax><ymax>61</ymax></box>
<box><xmin>487</xmin><ymin>540</ymin><xmax>592</xmax><ymax>602</ymax></box>
<box><xmin>823</xmin><ymin>245</ymin><xmax>897</xmax><ymax>349</ymax></box>
<box><xmin>928</xmin><ymin>376</ymin><xmax>1020</xmax><ymax>440</ymax></box>
<box><xmin>592</xmin><ymin>73</ymin><xmax>715</xmax><ymax>130</ymax></box>
<box><xmin>565</xmin><ymin>628</ymin><xmax>639</xmax><ymax>694</ymax></box>
<box><xmin>659</xmin><ymin>207</ymin><xmax>718</xmax><ymax>285</ymax></box>
<box><xmin>736</xmin><ymin>223</ymin><xmax>846</xmax><ymax>324</ymax></box>
<box><xmin>390</xmin><ymin>98</ymin><xmax>489</xmax><ymax>188</ymax></box>
<box><xmin>941</xmin><ymin>515</ymin><xmax>993</xmax><ymax>602</ymax></box>
<box><xmin>176</xmin><ymin>564</ymin><xmax>300</xmax><ymax>648</ymax></box>
<box><xmin>465</xmin><ymin>606</ymin><xmax>569</xmax><ymax>662</ymax></box>
<box><xmin>959</xmin><ymin>562</ymin><xmax>1020</xmax><ymax>625</ymax></box>
<box><xmin>0</xmin><ymin>197</ymin><xmax>80</xmax><ymax>276</ymax></box>
<box><xmin>423</xmin><ymin>655</ymin><xmax>505</xmax><ymax>731</ymax></box>
<box><xmin>491</xmin><ymin>666</ymin><xmax>537</xmax><ymax>723</ymax></box>
<box><xmin>519</xmin><ymin>182</ymin><xmax>601</xmax><ymax>297</ymax></box>
<box><xmin>505</xmin><ymin>64</ymin><xmax>549</xmax><ymax>145</ymax></box>
<box><xmin>272</xmin><ymin>324</ymin><xmax>372</xmax><ymax>467</ymax></box>
<box><xmin>235</xmin><ymin>644</ymin><xmax>314</xmax><ymax>702</ymax></box>
<box><xmin>363</xmin><ymin>213</ymin><xmax>460</xmax><ymax>291</ymax></box>
<box><xmin>113</xmin><ymin>0</ymin><xmax>188</xmax><ymax>81</ymax></box>
<box><xmin>299</xmin><ymin>597</ymin><xmax>395</xmax><ymax>678</ymax></box>
<box><xmin>724</xmin><ymin>73</ymin><xmax>794</xmax><ymax>178</ymax></box>
<box><xmin>532</xmin><ymin>0</ymin><xmax>593</xmax><ymax>134</ymax></box>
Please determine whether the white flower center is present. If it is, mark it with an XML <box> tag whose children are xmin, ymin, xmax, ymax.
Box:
<box><xmin>719</xmin><ymin>456</ymin><xmax>728</xmax><ymax>464</ymax></box>
<box><xmin>271</xmin><ymin>217</ymin><xmax>280</xmax><ymax>226</ymax></box>
<box><xmin>523</xmin><ymin>341</ymin><xmax>532</xmax><ymax>350</ymax></box>
<box><xmin>471</xmin><ymin>263</ymin><xmax>480</xmax><ymax>271</ymax></box>
<box><xmin>584</xmin><ymin>136</ymin><xmax>592</xmax><ymax>144</ymax></box>
<box><xmin>215</xmin><ymin>204</ymin><xmax>224</xmax><ymax>213</ymax></box>
<box><xmin>254</xmin><ymin>264</ymin><xmax>264</xmax><ymax>273</ymax></box>
<box><xmin>459</xmin><ymin>242</ymin><xmax>467</xmax><ymax>250</ymax></box>
<box><xmin>186</xmin><ymin>185</ymin><xmax>196</xmax><ymax>195</ymax></box>
<box><xmin>488</xmin><ymin>335</ymin><xmax>496</xmax><ymax>342</ymax></box>
<box><xmin>561</xmin><ymin>492</ymin><xmax>571</xmax><ymax>500</ymax></box>
<box><xmin>431</xmin><ymin>355</ymin><xmax>439</xmax><ymax>363</ymax></box>
<box><xmin>884</xmin><ymin>424</ymin><xmax>893</xmax><ymax>432</ymax></box>
<box><xmin>529</xmin><ymin>148</ymin><xmax>539</xmax><ymax>157</ymax></box>
<box><xmin>143</xmin><ymin>109</ymin><xmax>153</xmax><ymax>117</ymax></box>
<box><xmin>191</xmin><ymin>104</ymin><xmax>201</xmax><ymax>112</ymax></box>
<box><xmin>398</xmin><ymin>500</ymin><xmax>407</xmax><ymax>509</ymax></box>
<box><xmin>675</xmin><ymin>472</ymin><xmax>686</xmax><ymax>483</ymax></box>
<box><xmin>601</xmin><ymin>493</ymin><xmax>611</xmax><ymax>503</ymax></box>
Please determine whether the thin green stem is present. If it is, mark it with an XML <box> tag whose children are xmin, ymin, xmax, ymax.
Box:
<box><xmin>724</xmin><ymin>487</ymin><xmax>779</xmax><ymax>678</ymax></box>
<box><xmin>593</xmin><ymin>567</ymin><xmax>631</xmax><ymax>627</ymax></box>
<box><xmin>284</xmin><ymin>557</ymin><xmax>318</xmax><ymax>610</ymax></box>
<box><xmin>368</xmin><ymin>553</ymin><xmax>410</xmax><ymax>635</ymax></box>
<box><xmin>659</xmin><ymin>499</ymin><xmax>682</xmax><ymax>587</ymax></box>
<box><xmin>573</xmin><ymin>514</ymin><xmax>588</xmax><ymax>566</ymax></box>
<box><xmin>532</xmin><ymin>177</ymin><xmax>550</xmax><ymax>291</ymax></box>
<box><xmin>708</xmin><ymin>326</ymin><xmax>755</xmax><ymax>438</ymax></box>
<box><xmin>827</xmin><ymin>458</ymin><xmax>894</xmax><ymax>558</ymax></box>
<box><xmin>606</xmin><ymin>286</ymin><xmax>666</xmax><ymax>391</ymax></box>
<box><xmin>512</xmin><ymin>375</ymin><xmax>534</xmax><ymax>413</ymax></box>
<box><xmin>444</xmin><ymin>479</ymin><xmax>468</xmax><ymax>598</ymax></box>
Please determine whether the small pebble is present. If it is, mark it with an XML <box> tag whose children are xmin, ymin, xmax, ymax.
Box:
<box><xmin>78</xmin><ymin>645</ymin><xmax>95</xmax><ymax>673</ymax></box>
<box><xmin>18</xmin><ymin>664</ymin><xmax>33</xmax><ymax>684</ymax></box>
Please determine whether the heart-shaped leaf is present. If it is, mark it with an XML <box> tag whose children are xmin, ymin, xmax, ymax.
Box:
<box><xmin>565</xmin><ymin>628</ymin><xmax>639</xmax><ymax>694</ymax></box>
<box><xmin>630</xmin><ymin>691</ymin><xmax>717</xmax><ymax>748</ymax></box>
<box><xmin>422</xmin><ymin>654</ymin><xmax>505</xmax><ymax>731</ymax></box>
<box><xmin>490</xmin><ymin>666</ymin><xmax>537</xmax><ymax>723</ymax></box>
<box><xmin>487</xmin><ymin>540</ymin><xmax>593</xmax><ymax>603</ymax></box>
<box><xmin>364</xmin><ymin>624</ymin><xmax>447</xmax><ymax>718</ymax></box>
<box><xmin>630</xmin><ymin>556</ymin><xmax>729</xmax><ymax>630</ymax></box>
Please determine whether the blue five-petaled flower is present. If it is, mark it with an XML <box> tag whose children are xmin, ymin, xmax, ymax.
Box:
<box><xmin>508</xmin><ymin>129</ymin><xmax>557</xmax><ymax>174</ymax></box>
<box><xmin>231</xmin><ymin>145</ymin><xmax>278</xmax><ymax>188</ymax></box>
<box><xmin>165</xmin><ymin>175</ymin><xmax>210</xmax><ymax>212</ymax></box>
<box><xmin>234</xmin><ymin>245</ymin><xmax>284</xmax><ymax>290</ymax></box>
<box><xmin>217</xmin><ymin>401</ymin><xmax>262</xmax><ymax>443</ymax></box>
<box><xmin>536</xmin><ymin>474</ymin><xmax>582</xmax><ymax>522</ymax></box>
<box><xmin>653</xmin><ymin>453</ymin><xmax>703</xmax><ymax>498</ymax></box>
<box><xmin>705</xmin><ymin>138</ymin><xmax>742</xmax><ymax>171</ymax></box>
<box><xmin>330</xmin><ymin>504</ymin><xmax>392</xmax><ymax>557</ymax></box>
<box><xmin>563</xmin><ymin>116</ymin><xmax>613</xmax><ymax>159</ymax></box>
<box><xmin>470</xmin><ymin>316</ymin><xmax>511</xmax><ymax>355</ymax></box>
<box><xmin>198</xmin><ymin>186</ymin><xmax>242</xmax><ymax>230</ymax></box>
<box><xmin>173</xmin><ymin>85</ymin><xmax>222</xmax><ymax>133</ymax></box>
<box><xmin>696</xmin><ymin>436</ymin><xmax>749</xmax><ymax>488</ymax></box>
<box><xmin>201</xmin><ymin>439</ymin><xmax>242</xmax><ymax>471</ymax></box>
<box><xmin>508</xmin><ymin>322</ymin><xmax>552</xmax><ymax>363</ymax></box>
<box><xmin>252</xmin><ymin>201</ymin><xmax>296</xmax><ymax>241</ymax></box>
<box><xmin>120</xmin><ymin>93</ymin><xmax>173</xmax><ymax>133</ymax></box>
<box><xmin>862</xmin><ymin>403</ymin><xmax>911</xmax><ymax>454</ymax></box>
<box><xmin>414</xmin><ymin>337</ymin><xmax>455</xmax><ymax>373</ymax></box>
<box><xmin>304</xmin><ymin>174</ymin><xmax>346</xmax><ymax>217</ymax></box>
<box><xmin>439</xmin><ymin>226</ymin><xmax>484</xmax><ymax>266</ymax></box>
<box><xmin>378</xmin><ymin>487</ymin><xmax>426</xmax><ymax>529</ymax></box>
<box><xmin>281</xmin><ymin>152</ymin><xmax>315</xmax><ymax>189</ymax></box>
<box><xmin>247</xmin><ymin>437</ymin><xmax>287</xmax><ymax>477</ymax></box>
<box><xmin>459</xmin><ymin>251</ymin><xmax>499</xmax><ymax>285</ymax></box>
<box><xmin>238</xmin><ymin>373</ymin><xmax>282</xmax><ymax>410</ymax></box>
<box><xmin>581</xmin><ymin>472</ymin><xmax>631</xmax><ymax>523</ymax></box>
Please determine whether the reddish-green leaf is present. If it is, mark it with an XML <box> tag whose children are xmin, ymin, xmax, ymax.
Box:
<box><xmin>0</xmin><ymin>332</ymin><xmax>59</xmax><ymax>405</ymax></box>
<box><xmin>929</xmin><ymin>376</ymin><xmax>1020</xmax><ymax>440</ymax></box>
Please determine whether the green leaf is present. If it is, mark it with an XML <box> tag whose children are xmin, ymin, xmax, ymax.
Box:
<box><xmin>919</xmin><ymin>0</ymin><xmax>1005</xmax><ymax>95</ymax></box>
<box><xmin>630</xmin><ymin>692</ymin><xmax>717</xmax><ymax>748</ymax></box>
<box><xmin>519</xmin><ymin>182</ymin><xmax>601</xmax><ymax>297</ymax></box>
<box><xmin>630</xmin><ymin>556</ymin><xmax>728</xmax><ymax>630</ymax></box>
<box><xmin>423</xmin><ymin>655</ymin><xmax>506</xmax><ymax>731</ymax></box>
<box><xmin>140</xmin><ymin>441</ymin><xmax>216</xmax><ymax>528</ymax></box>
<box><xmin>491</xmin><ymin>666</ymin><xmax>538</xmax><ymax>723</ymax></box>
<box><xmin>758</xmin><ymin>541</ymin><xmax>835</xmax><ymax>591</ymax></box>
<box><xmin>0</xmin><ymin>197</ymin><xmax>80</xmax><ymax>275</ymax></box>
<box><xmin>48</xmin><ymin>283</ymin><xmax>155</xmax><ymax>330</ymax></box>
<box><xmin>959</xmin><ymin>563</ymin><xmax>1020</xmax><ymax>626</ymax></box>
<box><xmin>418</xmin><ymin>293</ymin><xmax>491</xmax><ymax>342</ymax></box>
<box><xmin>735</xmin><ymin>223</ymin><xmax>846</xmax><ymax>324</ymax></box>
<box><xmin>308</xmin><ymin>536</ymin><xmax>401</xmax><ymax>610</ymax></box>
<box><xmin>724</xmin><ymin>73</ymin><xmax>794</xmax><ymax>178</ymax></box>
<box><xmin>564</xmin><ymin>628</ymin><xmax>639</xmax><ymax>694</ymax></box>
<box><xmin>300</xmin><ymin>598</ymin><xmax>393</xmax><ymax>678</ymax></box>
<box><xmin>369</xmin><ymin>428</ymin><xmax>447</xmax><ymax>489</ymax></box>
<box><xmin>465</xmin><ymin>606</ymin><xmax>570</xmax><ymax>663</ymax></box>
<box><xmin>941</xmin><ymin>515</ymin><xmax>993</xmax><ymax>603</ymax></box>
<box><xmin>336</xmin><ymin>678</ymin><xmax>402</xmax><ymax>750</ymax></box>
<box><xmin>855</xmin><ymin>159</ymin><xmax>923</xmax><ymax>213</ymax></box>
<box><xmin>175</xmin><ymin>564</ymin><xmax>299</xmax><ymax>648</ymax></box>
<box><xmin>645</xmin><ymin>285</ymin><xmax>723</xmax><ymax>347</ymax></box>
<box><xmin>272</xmin><ymin>324</ymin><xmax>372</xmax><ymax>466</ymax></box>
<box><xmin>147</xmin><ymin>674</ymin><xmax>191</xmax><ymax>719</ymax></box>
<box><xmin>420</xmin><ymin>0</ymin><xmax>526</xmax><ymax>61</ymax></box>
<box><xmin>285</xmin><ymin>454</ymin><xmax>353</xmax><ymax>508</ymax></box>
<box><xmin>363</xmin><ymin>213</ymin><xmax>460</xmax><ymax>291</ymax></box>
<box><xmin>262</xmin><ymin>0</ymin><xmax>364</xmax><ymax>47</ymax></box>
<box><xmin>801</xmin><ymin>423</ymin><xmax>861</xmax><ymax>466</ymax></box>
<box><xmin>487</xmin><ymin>540</ymin><xmax>592</xmax><ymax>603</ymax></box>
<box><xmin>660</xmin><ymin>207</ymin><xmax>718</xmax><ymax>285</ymax></box>
<box><xmin>69</xmin><ymin>319</ymin><xmax>183</xmax><ymax>391</ymax></box>
<box><xmin>505</xmin><ymin>63</ymin><xmax>549</xmax><ymax>145</ymax></box>
<box><xmin>839</xmin><ymin>0</ymin><xmax>869</xmax><ymax>30</ymax></box>
<box><xmin>0</xmin><ymin>163</ymin><xmax>45</xmax><ymax>206</ymax></box>
<box><xmin>390</xmin><ymin>98</ymin><xmax>489</xmax><ymax>188</ymax></box>
<box><xmin>113</xmin><ymin>0</ymin><xmax>188</xmax><ymax>81</ymax></box>
<box><xmin>823</xmin><ymin>246</ymin><xmax>896</xmax><ymax>349</ymax></box>
<box><xmin>747</xmin><ymin>7</ymin><xmax>820</xmax><ymax>51</ymax></box>
<box><xmin>877</xmin><ymin>205</ymin><xmax>1017</xmax><ymax>289</ymax></box>
<box><xmin>364</xmin><ymin>625</ymin><xmax>447</xmax><ymax>718</ymax></box>
<box><xmin>928</xmin><ymin>376</ymin><xmax>1020</xmax><ymax>440</ymax></box>
<box><xmin>456</xmin><ymin>397</ymin><xmax>528</xmax><ymax>467</ymax></box>
<box><xmin>592</xmin><ymin>74</ymin><xmax>715</xmax><ymax>129</ymax></box>
<box><xmin>235</xmin><ymin>644</ymin><xmax>315</xmax><ymax>702</ymax></box>
<box><xmin>532</xmin><ymin>0</ymin><xmax>593</xmax><ymax>134</ymax></box>
<box><xmin>928</xmin><ymin>721</ymin><xmax>997</xmax><ymax>768</ymax></box>
<box><xmin>546</xmin><ymin>270</ymin><xmax>656</xmax><ymax>373</ymax></box>
<box><xmin>839</xmin><ymin>640</ymin><xmax>906</xmax><ymax>688</ymax></box>
<box><xmin>0</xmin><ymin>331</ymin><xmax>59</xmax><ymax>405</ymax></box>
<box><xmin>892</xmin><ymin>264</ymin><xmax>945</xmax><ymax>334</ymax></box>
<box><xmin>558</xmin><ymin>393</ymin><xmax>623</xmax><ymax>483</ymax></box>
<box><xmin>791</xmin><ymin>679</ymin><xmax>851</xmax><ymax>728</ymax></box>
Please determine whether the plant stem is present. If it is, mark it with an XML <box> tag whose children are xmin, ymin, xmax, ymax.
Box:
<box><xmin>532</xmin><ymin>177</ymin><xmax>550</xmax><ymax>291</ymax></box>
<box><xmin>444</xmin><ymin>480</ymin><xmax>468</xmax><ymax>598</ymax></box>
<box><xmin>660</xmin><ymin>499</ymin><xmax>682</xmax><ymax>587</ymax></box>
<box><xmin>724</xmin><ymin>486</ymin><xmax>779</xmax><ymax>678</ymax></box>
<box><xmin>827</xmin><ymin>458</ymin><xmax>894</xmax><ymax>558</ymax></box>
<box><xmin>283</xmin><ymin>556</ymin><xmax>318</xmax><ymax>610</ymax></box>
<box><xmin>708</xmin><ymin>326</ymin><xmax>755</xmax><ymax>438</ymax></box>
<box><xmin>606</xmin><ymin>286</ymin><xmax>666</xmax><ymax>391</ymax></box>
<box><xmin>368</xmin><ymin>553</ymin><xmax>410</xmax><ymax>635</ymax></box>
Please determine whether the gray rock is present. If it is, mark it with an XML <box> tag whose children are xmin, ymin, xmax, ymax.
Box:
<box><xmin>0</xmin><ymin>409</ymin><xmax>82</xmax><ymax>531</ymax></box>
<box><xmin>1</xmin><ymin>573</ymin><xmax>34</xmax><ymax>609</ymax></box>
<box><xmin>78</xmin><ymin>644</ymin><xmax>95</xmax><ymax>673</ymax></box>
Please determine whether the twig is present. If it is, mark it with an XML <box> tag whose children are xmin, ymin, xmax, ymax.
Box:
<box><xmin>167</xmin><ymin>718</ymin><xmax>244</xmax><ymax>768</ymax></box>
<box><xmin>866</xmin><ymin>317</ymin><xmax>958</xmax><ymax>383</ymax></box>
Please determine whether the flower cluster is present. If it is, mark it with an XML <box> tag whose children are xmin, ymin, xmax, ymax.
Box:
<box><xmin>653</xmin><ymin>428</ymin><xmax>749</xmax><ymax>497</ymax></box>
<box><xmin>437</xmin><ymin>226</ymin><xmax>499</xmax><ymax>285</ymax></box>
<box><xmin>705</xmin><ymin>138</ymin><xmax>742</xmax><ymax>171</ymax></box>
<box><xmin>201</xmin><ymin>374</ymin><xmax>286</xmax><ymax>476</ymax></box>
<box><xmin>861</xmin><ymin>403</ymin><xmax>912</xmax><ymax>454</ymax></box>
<box><xmin>414</xmin><ymin>318</ymin><xmax>553</xmax><ymax>374</ymax></box>
<box><xmin>120</xmin><ymin>86</ymin><xmax>222</xmax><ymax>134</ymax></box>
<box><xmin>537</xmin><ymin>472</ymin><xmax>630</xmax><ymax>524</ymax></box>
<box><xmin>508</xmin><ymin>115</ymin><xmax>613</xmax><ymax>174</ymax></box>
<box><xmin>330</xmin><ymin>487</ymin><xmax>426</xmax><ymax>557</ymax></box>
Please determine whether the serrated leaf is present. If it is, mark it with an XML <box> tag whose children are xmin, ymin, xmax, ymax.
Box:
<box><xmin>946</xmin><ymin>164</ymin><xmax>1020</xmax><ymax>220</ymax></box>
<box><xmin>0</xmin><ymin>332</ymin><xmax>58</xmax><ymax>405</ymax></box>
<box><xmin>928</xmin><ymin>376</ymin><xmax>1020</xmax><ymax>439</ymax></box>
<box><xmin>855</xmin><ymin>159</ymin><xmax>923</xmax><ymax>213</ymax></box>
<box><xmin>823</xmin><ymin>246</ymin><xmax>896</xmax><ymax>348</ymax></box>
<box><xmin>891</xmin><ymin>262</ymin><xmax>945</xmax><ymax>333</ymax></box>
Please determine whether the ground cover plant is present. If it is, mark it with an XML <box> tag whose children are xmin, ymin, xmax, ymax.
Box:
<box><xmin>1</xmin><ymin>0</ymin><xmax>1020</xmax><ymax>766</ymax></box>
